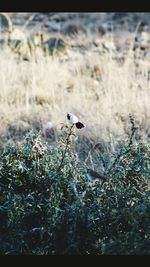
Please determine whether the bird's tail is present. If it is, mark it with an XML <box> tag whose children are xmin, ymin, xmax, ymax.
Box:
<box><xmin>75</xmin><ymin>121</ymin><xmax>85</xmax><ymax>129</ymax></box>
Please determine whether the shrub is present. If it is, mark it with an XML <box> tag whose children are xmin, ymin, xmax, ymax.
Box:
<box><xmin>0</xmin><ymin>118</ymin><xmax>150</xmax><ymax>254</ymax></box>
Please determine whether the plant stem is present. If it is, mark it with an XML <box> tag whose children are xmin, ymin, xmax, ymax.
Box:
<box><xmin>57</xmin><ymin>124</ymin><xmax>74</xmax><ymax>171</ymax></box>
<box><xmin>106</xmin><ymin>115</ymin><xmax>137</xmax><ymax>175</ymax></box>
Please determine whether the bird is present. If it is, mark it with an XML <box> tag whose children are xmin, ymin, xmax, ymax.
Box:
<box><xmin>86</xmin><ymin>168</ymin><xmax>103</xmax><ymax>182</ymax></box>
<box><xmin>67</xmin><ymin>113</ymin><xmax>85</xmax><ymax>129</ymax></box>
<box><xmin>86</xmin><ymin>168</ymin><xmax>109</xmax><ymax>185</ymax></box>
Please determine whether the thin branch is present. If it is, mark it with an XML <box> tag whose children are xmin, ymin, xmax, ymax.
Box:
<box><xmin>106</xmin><ymin>114</ymin><xmax>137</xmax><ymax>175</ymax></box>
<box><xmin>57</xmin><ymin>124</ymin><xmax>74</xmax><ymax>171</ymax></box>
<box><xmin>22</xmin><ymin>13</ymin><xmax>37</xmax><ymax>29</ymax></box>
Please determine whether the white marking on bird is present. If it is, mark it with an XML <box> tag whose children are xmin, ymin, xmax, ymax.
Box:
<box><xmin>67</xmin><ymin>113</ymin><xmax>85</xmax><ymax>129</ymax></box>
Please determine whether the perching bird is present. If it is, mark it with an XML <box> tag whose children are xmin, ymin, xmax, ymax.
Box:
<box><xmin>86</xmin><ymin>168</ymin><xmax>109</xmax><ymax>185</ymax></box>
<box><xmin>86</xmin><ymin>168</ymin><xmax>103</xmax><ymax>182</ymax></box>
<box><xmin>67</xmin><ymin>113</ymin><xmax>85</xmax><ymax>129</ymax></box>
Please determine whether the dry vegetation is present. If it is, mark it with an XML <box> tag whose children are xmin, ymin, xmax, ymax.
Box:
<box><xmin>0</xmin><ymin>13</ymin><xmax>150</xmax><ymax>254</ymax></box>
<box><xmin>0</xmin><ymin>14</ymin><xmax>150</xmax><ymax>153</ymax></box>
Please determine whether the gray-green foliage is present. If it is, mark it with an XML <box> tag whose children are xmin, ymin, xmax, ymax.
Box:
<box><xmin>44</xmin><ymin>37</ymin><xmax>68</xmax><ymax>56</ymax></box>
<box><xmin>0</xmin><ymin>13</ymin><xmax>13</xmax><ymax>32</ymax></box>
<box><xmin>0</xmin><ymin>119</ymin><xmax>150</xmax><ymax>255</ymax></box>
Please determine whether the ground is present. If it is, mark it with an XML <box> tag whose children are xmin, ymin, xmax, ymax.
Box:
<box><xmin>0</xmin><ymin>12</ymin><xmax>150</xmax><ymax>164</ymax></box>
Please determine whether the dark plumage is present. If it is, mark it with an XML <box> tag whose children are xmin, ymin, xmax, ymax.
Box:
<box><xmin>67</xmin><ymin>113</ymin><xmax>85</xmax><ymax>129</ymax></box>
<box><xmin>75</xmin><ymin>121</ymin><xmax>85</xmax><ymax>129</ymax></box>
<box><xmin>67</xmin><ymin>113</ymin><xmax>70</xmax><ymax>120</ymax></box>
<box><xmin>86</xmin><ymin>168</ymin><xmax>109</xmax><ymax>184</ymax></box>
<box><xmin>87</xmin><ymin>168</ymin><xmax>103</xmax><ymax>181</ymax></box>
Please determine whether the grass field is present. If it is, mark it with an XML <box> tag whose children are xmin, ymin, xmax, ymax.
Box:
<box><xmin>0</xmin><ymin>26</ymin><xmax>150</xmax><ymax>143</ymax></box>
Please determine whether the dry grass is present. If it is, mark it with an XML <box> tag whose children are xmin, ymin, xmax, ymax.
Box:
<box><xmin>0</xmin><ymin>29</ymin><xmax>150</xmax><ymax>154</ymax></box>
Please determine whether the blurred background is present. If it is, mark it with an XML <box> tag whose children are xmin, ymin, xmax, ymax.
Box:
<box><xmin>0</xmin><ymin>12</ymin><xmax>150</xmax><ymax>161</ymax></box>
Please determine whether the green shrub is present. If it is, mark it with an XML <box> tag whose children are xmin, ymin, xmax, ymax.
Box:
<box><xmin>0</xmin><ymin>118</ymin><xmax>150</xmax><ymax>254</ymax></box>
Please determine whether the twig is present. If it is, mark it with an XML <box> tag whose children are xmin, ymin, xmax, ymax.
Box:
<box><xmin>22</xmin><ymin>13</ymin><xmax>37</xmax><ymax>29</ymax></box>
<box><xmin>57</xmin><ymin>124</ymin><xmax>74</xmax><ymax>171</ymax></box>
<box><xmin>106</xmin><ymin>114</ymin><xmax>137</xmax><ymax>175</ymax></box>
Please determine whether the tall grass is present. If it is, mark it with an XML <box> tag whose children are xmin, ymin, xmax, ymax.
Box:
<box><xmin>0</xmin><ymin>30</ymin><xmax>150</xmax><ymax>153</ymax></box>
